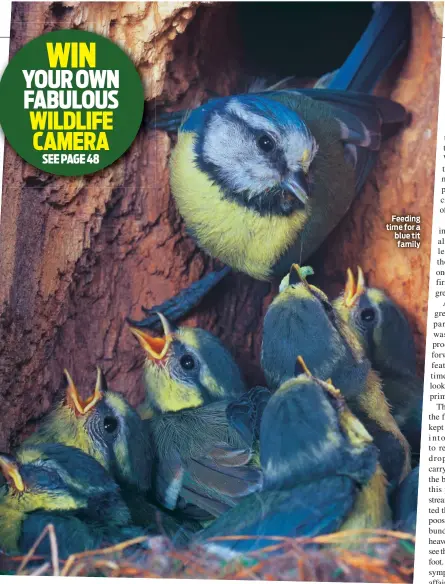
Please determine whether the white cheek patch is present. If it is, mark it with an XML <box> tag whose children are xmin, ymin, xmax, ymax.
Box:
<box><xmin>283</xmin><ymin>132</ymin><xmax>318</xmax><ymax>173</ymax></box>
<box><xmin>203</xmin><ymin>113</ymin><xmax>279</xmax><ymax>196</ymax></box>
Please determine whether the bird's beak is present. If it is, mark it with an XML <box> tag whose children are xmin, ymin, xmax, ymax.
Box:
<box><xmin>309</xmin><ymin>374</ymin><xmax>372</xmax><ymax>449</ymax></box>
<box><xmin>281</xmin><ymin>169</ymin><xmax>309</xmax><ymax>206</ymax></box>
<box><xmin>95</xmin><ymin>367</ymin><xmax>109</xmax><ymax>394</ymax></box>
<box><xmin>296</xmin><ymin>355</ymin><xmax>313</xmax><ymax>377</ymax></box>
<box><xmin>64</xmin><ymin>369</ymin><xmax>103</xmax><ymax>416</ymax></box>
<box><xmin>129</xmin><ymin>312</ymin><xmax>174</xmax><ymax>361</ymax></box>
<box><xmin>289</xmin><ymin>264</ymin><xmax>309</xmax><ymax>288</ymax></box>
<box><xmin>289</xmin><ymin>264</ymin><xmax>320</xmax><ymax>299</ymax></box>
<box><xmin>343</xmin><ymin>266</ymin><xmax>367</xmax><ymax>307</ymax></box>
<box><xmin>0</xmin><ymin>455</ymin><xmax>25</xmax><ymax>492</ymax></box>
<box><xmin>320</xmin><ymin>378</ymin><xmax>342</xmax><ymax>402</ymax></box>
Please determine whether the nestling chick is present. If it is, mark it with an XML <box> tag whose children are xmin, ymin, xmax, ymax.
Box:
<box><xmin>261</xmin><ymin>264</ymin><xmax>411</xmax><ymax>489</ymax></box>
<box><xmin>0</xmin><ymin>444</ymin><xmax>141</xmax><ymax>558</ymax></box>
<box><xmin>20</xmin><ymin>368</ymin><xmax>152</xmax><ymax>493</ymax></box>
<box><xmin>130</xmin><ymin>313</ymin><xmax>247</xmax><ymax>418</ymax></box>
<box><xmin>195</xmin><ymin>364</ymin><xmax>390</xmax><ymax>553</ymax></box>
<box><xmin>129</xmin><ymin>315</ymin><xmax>262</xmax><ymax>519</ymax></box>
<box><xmin>18</xmin><ymin>369</ymin><xmax>197</xmax><ymax>541</ymax></box>
<box><xmin>334</xmin><ymin>267</ymin><xmax>423</xmax><ymax>460</ymax></box>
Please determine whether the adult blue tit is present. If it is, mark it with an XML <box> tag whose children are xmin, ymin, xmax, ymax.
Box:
<box><xmin>333</xmin><ymin>267</ymin><xmax>423</xmax><ymax>462</ymax></box>
<box><xmin>0</xmin><ymin>444</ymin><xmax>141</xmax><ymax>559</ymax></box>
<box><xmin>390</xmin><ymin>465</ymin><xmax>419</xmax><ymax>534</ymax></box>
<box><xmin>20</xmin><ymin>368</ymin><xmax>152</xmax><ymax>494</ymax></box>
<box><xmin>261</xmin><ymin>264</ymin><xmax>411</xmax><ymax>490</ymax></box>
<box><xmin>136</xmin><ymin>3</ymin><xmax>411</xmax><ymax>331</ymax></box>
<box><xmin>194</xmin><ymin>367</ymin><xmax>390</xmax><ymax>554</ymax></box>
<box><xmin>129</xmin><ymin>315</ymin><xmax>262</xmax><ymax>519</ymax></box>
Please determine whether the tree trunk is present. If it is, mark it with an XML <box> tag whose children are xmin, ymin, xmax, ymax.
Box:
<box><xmin>0</xmin><ymin>2</ymin><xmax>439</xmax><ymax>449</ymax></box>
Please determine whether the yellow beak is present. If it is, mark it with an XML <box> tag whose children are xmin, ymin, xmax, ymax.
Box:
<box><xmin>0</xmin><ymin>455</ymin><xmax>25</xmax><ymax>492</ymax></box>
<box><xmin>129</xmin><ymin>312</ymin><xmax>174</xmax><ymax>361</ymax></box>
<box><xmin>64</xmin><ymin>369</ymin><xmax>103</xmax><ymax>416</ymax></box>
<box><xmin>343</xmin><ymin>266</ymin><xmax>366</xmax><ymax>308</ymax></box>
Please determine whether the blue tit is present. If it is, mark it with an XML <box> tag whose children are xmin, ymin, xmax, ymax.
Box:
<box><xmin>261</xmin><ymin>264</ymin><xmax>411</xmax><ymax>490</ymax></box>
<box><xmin>129</xmin><ymin>314</ymin><xmax>263</xmax><ymax>519</ymax></box>
<box><xmin>169</xmin><ymin>91</ymin><xmax>406</xmax><ymax>282</ymax></box>
<box><xmin>18</xmin><ymin>369</ymin><xmax>196</xmax><ymax>541</ymax></box>
<box><xmin>129</xmin><ymin>313</ymin><xmax>247</xmax><ymax>416</ymax></box>
<box><xmin>194</xmin><ymin>366</ymin><xmax>390</xmax><ymax>553</ymax></box>
<box><xmin>333</xmin><ymin>267</ymin><xmax>423</xmax><ymax>462</ymax></box>
<box><xmin>20</xmin><ymin>368</ymin><xmax>152</xmax><ymax>494</ymax></box>
<box><xmin>390</xmin><ymin>465</ymin><xmax>419</xmax><ymax>534</ymax></box>
<box><xmin>0</xmin><ymin>444</ymin><xmax>141</xmax><ymax>559</ymax></box>
<box><xmin>136</xmin><ymin>3</ymin><xmax>411</xmax><ymax>331</ymax></box>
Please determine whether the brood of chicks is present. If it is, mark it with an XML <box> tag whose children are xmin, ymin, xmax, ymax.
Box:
<box><xmin>0</xmin><ymin>2</ymin><xmax>422</xmax><ymax>565</ymax></box>
<box><xmin>0</xmin><ymin>265</ymin><xmax>421</xmax><ymax>560</ymax></box>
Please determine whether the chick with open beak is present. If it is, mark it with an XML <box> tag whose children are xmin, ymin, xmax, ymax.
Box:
<box><xmin>334</xmin><ymin>266</ymin><xmax>423</xmax><ymax>463</ymax></box>
<box><xmin>16</xmin><ymin>369</ymin><xmax>200</xmax><ymax>541</ymax></box>
<box><xmin>129</xmin><ymin>315</ymin><xmax>263</xmax><ymax>520</ymax></box>
<box><xmin>261</xmin><ymin>264</ymin><xmax>411</xmax><ymax>491</ymax></box>
<box><xmin>20</xmin><ymin>368</ymin><xmax>152</xmax><ymax>495</ymax></box>
<box><xmin>129</xmin><ymin>313</ymin><xmax>246</xmax><ymax>417</ymax></box>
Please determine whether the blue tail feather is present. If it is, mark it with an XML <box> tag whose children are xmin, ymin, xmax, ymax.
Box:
<box><xmin>328</xmin><ymin>2</ymin><xmax>411</xmax><ymax>92</ymax></box>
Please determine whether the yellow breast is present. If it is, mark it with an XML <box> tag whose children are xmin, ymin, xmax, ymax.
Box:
<box><xmin>170</xmin><ymin>132</ymin><xmax>307</xmax><ymax>280</ymax></box>
<box><xmin>340</xmin><ymin>464</ymin><xmax>390</xmax><ymax>533</ymax></box>
<box><xmin>359</xmin><ymin>370</ymin><xmax>411</xmax><ymax>481</ymax></box>
<box><xmin>0</xmin><ymin>505</ymin><xmax>22</xmax><ymax>554</ymax></box>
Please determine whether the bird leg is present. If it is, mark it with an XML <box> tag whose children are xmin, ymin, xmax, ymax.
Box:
<box><xmin>126</xmin><ymin>266</ymin><xmax>231</xmax><ymax>332</ymax></box>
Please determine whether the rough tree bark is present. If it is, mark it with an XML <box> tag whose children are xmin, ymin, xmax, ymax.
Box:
<box><xmin>0</xmin><ymin>2</ymin><xmax>439</xmax><ymax>450</ymax></box>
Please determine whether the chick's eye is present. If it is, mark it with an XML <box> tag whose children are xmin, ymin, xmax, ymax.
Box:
<box><xmin>180</xmin><ymin>354</ymin><xmax>195</xmax><ymax>370</ymax></box>
<box><xmin>360</xmin><ymin>308</ymin><xmax>376</xmax><ymax>323</ymax></box>
<box><xmin>257</xmin><ymin>134</ymin><xmax>276</xmax><ymax>153</ymax></box>
<box><xmin>103</xmin><ymin>416</ymin><xmax>118</xmax><ymax>433</ymax></box>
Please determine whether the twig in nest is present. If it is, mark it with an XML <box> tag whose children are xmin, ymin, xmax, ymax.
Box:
<box><xmin>60</xmin><ymin>535</ymin><xmax>148</xmax><ymax>576</ymax></box>
<box><xmin>29</xmin><ymin>561</ymin><xmax>50</xmax><ymax>576</ymax></box>
<box><xmin>16</xmin><ymin>523</ymin><xmax>59</xmax><ymax>577</ymax></box>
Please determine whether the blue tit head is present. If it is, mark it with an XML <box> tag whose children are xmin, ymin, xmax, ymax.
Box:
<box><xmin>183</xmin><ymin>95</ymin><xmax>318</xmax><ymax>214</ymax></box>
<box><xmin>334</xmin><ymin>267</ymin><xmax>417</xmax><ymax>376</ymax></box>
<box><xmin>0</xmin><ymin>450</ymin><xmax>85</xmax><ymax>554</ymax></box>
<box><xmin>261</xmin><ymin>264</ymin><xmax>369</xmax><ymax>394</ymax></box>
<box><xmin>23</xmin><ymin>370</ymin><xmax>152</xmax><ymax>493</ymax></box>
<box><xmin>260</xmin><ymin>364</ymin><xmax>377</xmax><ymax>490</ymax></box>
<box><xmin>3</xmin><ymin>444</ymin><xmax>131</xmax><ymax>524</ymax></box>
<box><xmin>0</xmin><ymin>448</ymin><xmax>91</xmax><ymax>515</ymax></box>
<box><xmin>130</xmin><ymin>313</ymin><xmax>247</xmax><ymax>414</ymax></box>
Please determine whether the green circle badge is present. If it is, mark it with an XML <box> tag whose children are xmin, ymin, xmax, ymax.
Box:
<box><xmin>0</xmin><ymin>30</ymin><xmax>144</xmax><ymax>176</ymax></box>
